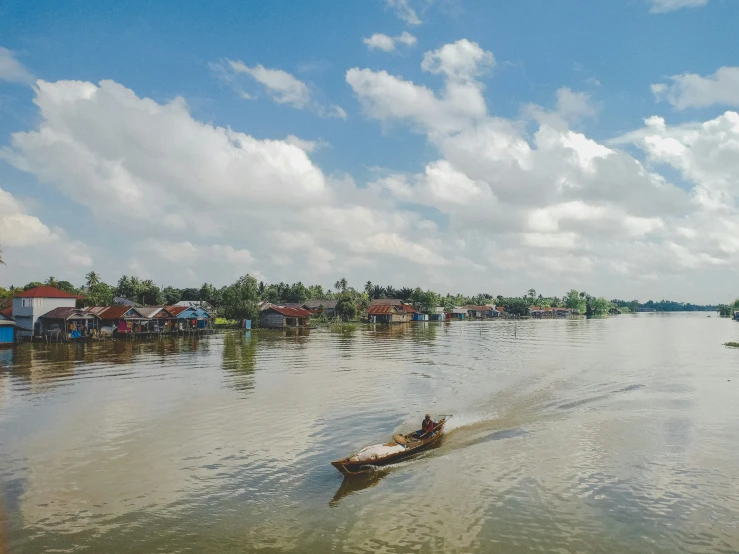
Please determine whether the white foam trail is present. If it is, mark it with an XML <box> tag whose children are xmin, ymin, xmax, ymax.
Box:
<box><xmin>443</xmin><ymin>411</ymin><xmax>500</xmax><ymax>432</ymax></box>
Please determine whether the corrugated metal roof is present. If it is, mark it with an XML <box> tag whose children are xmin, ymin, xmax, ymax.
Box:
<box><xmin>136</xmin><ymin>307</ymin><xmax>166</xmax><ymax>318</ymax></box>
<box><xmin>401</xmin><ymin>304</ymin><xmax>417</xmax><ymax>313</ymax></box>
<box><xmin>39</xmin><ymin>307</ymin><xmax>96</xmax><ymax>320</ymax></box>
<box><xmin>369</xmin><ymin>299</ymin><xmax>404</xmax><ymax>306</ymax></box>
<box><xmin>303</xmin><ymin>299</ymin><xmax>338</xmax><ymax>309</ymax></box>
<box><xmin>367</xmin><ymin>305</ymin><xmax>400</xmax><ymax>315</ymax></box>
<box><xmin>164</xmin><ymin>306</ymin><xmax>189</xmax><ymax>316</ymax></box>
<box><xmin>95</xmin><ymin>306</ymin><xmax>146</xmax><ymax>319</ymax></box>
<box><xmin>265</xmin><ymin>306</ymin><xmax>312</xmax><ymax>317</ymax></box>
<box><xmin>14</xmin><ymin>286</ymin><xmax>80</xmax><ymax>299</ymax></box>
<box><xmin>0</xmin><ymin>307</ymin><xmax>12</xmax><ymax>318</ymax></box>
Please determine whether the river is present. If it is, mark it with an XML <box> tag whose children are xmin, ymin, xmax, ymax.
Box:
<box><xmin>0</xmin><ymin>313</ymin><xmax>738</xmax><ymax>553</ymax></box>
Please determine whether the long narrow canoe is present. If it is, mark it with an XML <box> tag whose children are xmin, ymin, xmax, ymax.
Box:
<box><xmin>331</xmin><ymin>417</ymin><xmax>450</xmax><ymax>476</ymax></box>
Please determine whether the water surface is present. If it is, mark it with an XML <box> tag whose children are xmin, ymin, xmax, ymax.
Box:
<box><xmin>1</xmin><ymin>313</ymin><xmax>738</xmax><ymax>553</ymax></box>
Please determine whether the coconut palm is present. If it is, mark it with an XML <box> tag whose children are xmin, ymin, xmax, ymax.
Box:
<box><xmin>85</xmin><ymin>271</ymin><xmax>100</xmax><ymax>288</ymax></box>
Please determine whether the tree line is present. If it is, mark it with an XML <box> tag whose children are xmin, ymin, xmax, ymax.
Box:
<box><xmin>717</xmin><ymin>300</ymin><xmax>739</xmax><ymax>318</ymax></box>
<box><xmin>0</xmin><ymin>273</ymin><xmax>721</xmax><ymax>323</ymax></box>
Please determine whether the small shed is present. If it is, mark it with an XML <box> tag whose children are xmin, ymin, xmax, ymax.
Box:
<box><xmin>260</xmin><ymin>306</ymin><xmax>312</xmax><ymax>329</ymax></box>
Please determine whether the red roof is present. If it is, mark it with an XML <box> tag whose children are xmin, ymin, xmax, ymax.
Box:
<box><xmin>266</xmin><ymin>306</ymin><xmax>312</xmax><ymax>317</ymax></box>
<box><xmin>401</xmin><ymin>304</ymin><xmax>417</xmax><ymax>313</ymax></box>
<box><xmin>164</xmin><ymin>305</ymin><xmax>189</xmax><ymax>316</ymax></box>
<box><xmin>367</xmin><ymin>305</ymin><xmax>400</xmax><ymax>315</ymax></box>
<box><xmin>14</xmin><ymin>286</ymin><xmax>80</xmax><ymax>299</ymax></box>
<box><xmin>95</xmin><ymin>306</ymin><xmax>144</xmax><ymax>319</ymax></box>
<box><xmin>0</xmin><ymin>307</ymin><xmax>12</xmax><ymax>318</ymax></box>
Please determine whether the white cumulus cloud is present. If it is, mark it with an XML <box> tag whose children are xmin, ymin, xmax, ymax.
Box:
<box><xmin>0</xmin><ymin>47</ymin><xmax>34</xmax><ymax>85</ymax></box>
<box><xmin>217</xmin><ymin>60</ymin><xmax>347</xmax><ymax>119</ymax></box>
<box><xmin>385</xmin><ymin>0</ymin><xmax>421</xmax><ymax>25</ymax></box>
<box><xmin>363</xmin><ymin>32</ymin><xmax>417</xmax><ymax>52</ymax></box>
<box><xmin>652</xmin><ymin>66</ymin><xmax>739</xmax><ymax>109</ymax></box>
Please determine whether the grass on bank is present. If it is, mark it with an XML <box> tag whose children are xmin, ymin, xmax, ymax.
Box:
<box><xmin>725</xmin><ymin>342</ymin><xmax>739</xmax><ymax>348</ymax></box>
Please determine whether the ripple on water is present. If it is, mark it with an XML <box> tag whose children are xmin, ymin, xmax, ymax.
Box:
<box><xmin>1</xmin><ymin>318</ymin><xmax>738</xmax><ymax>553</ymax></box>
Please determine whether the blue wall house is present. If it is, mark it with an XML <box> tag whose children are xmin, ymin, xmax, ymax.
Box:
<box><xmin>0</xmin><ymin>311</ymin><xmax>24</xmax><ymax>344</ymax></box>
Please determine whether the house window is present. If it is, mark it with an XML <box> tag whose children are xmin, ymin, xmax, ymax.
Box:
<box><xmin>22</xmin><ymin>299</ymin><xmax>32</xmax><ymax>307</ymax></box>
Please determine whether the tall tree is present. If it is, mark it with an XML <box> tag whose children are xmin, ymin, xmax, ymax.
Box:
<box><xmin>334</xmin><ymin>278</ymin><xmax>348</xmax><ymax>292</ymax></box>
<box><xmin>221</xmin><ymin>274</ymin><xmax>260</xmax><ymax>323</ymax></box>
<box><xmin>364</xmin><ymin>281</ymin><xmax>373</xmax><ymax>296</ymax></box>
<box><xmin>0</xmin><ymin>245</ymin><xmax>5</xmax><ymax>265</ymax></box>
<box><xmin>85</xmin><ymin>271</ymin><xmax>101</xmax><ymax>288</ymax></box>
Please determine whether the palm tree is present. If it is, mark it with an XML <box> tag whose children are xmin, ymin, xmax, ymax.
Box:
<box><xmin>364</xmin><ymin>281</ymin><xmax>373</xmax><ymax>296</ymax></box>
<box><xmin>46</xmin><ymin>276</ymin><xmax>59</xmax><ymax>288</ymax></box>
<box><xmin>85</xmin><ymin>271</ymin><xmax>100</xmax><ymax>288</ymax></box>
<box><xmin>334</xmin><ymin>278</ymin><xmax>348</xmax><ymax>292</ymax></box>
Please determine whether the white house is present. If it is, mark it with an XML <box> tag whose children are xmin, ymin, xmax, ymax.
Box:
<box><xmin>12</xmin><ymin>286</ymin><xmax>79</xmax><ymax>337</ymax></box>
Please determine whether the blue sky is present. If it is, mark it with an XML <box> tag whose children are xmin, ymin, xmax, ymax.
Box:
<box><xmin>1</xmin><ymin>0</ymin><xmax>738</xmax><ymax>302</ymax></box>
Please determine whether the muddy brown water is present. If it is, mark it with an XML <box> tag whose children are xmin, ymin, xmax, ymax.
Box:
<box><xmin>1</xmin><ymin>313</ymin><xmax>738</xmax><ymax>553</ymax></box>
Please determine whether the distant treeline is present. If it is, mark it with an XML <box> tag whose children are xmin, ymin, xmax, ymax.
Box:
<box><xmin>612</xmin><ymin>299</ymin><xmax>718</xmax><ymax>312</ymax></box>
<box><xmin>0</xmin><ymin>274</ymin><xmax>724</xmax><ymax>322</ymax></box>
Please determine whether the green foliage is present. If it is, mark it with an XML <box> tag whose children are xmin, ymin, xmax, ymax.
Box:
<box><xmin>335</xmin><ymin>289</ymin><xmax>359</xmax><ymax>321</ymax></box>
<box><xmin>410</xmin><ymin>287</ymin><xmax>440</xmax><ymax>314</ymax></box>
<box><xmin>589</xmin><ymin>297</ymin><xmax>611</xmax><ymax>316</ymax></box>
<box><xmin>564</xmin><ymin>290</ymin><xmax>586</xmax><ymax>313</ymax></box>
<box><xmin>81</xmin><ymin>282</ymin><xmax>114</xmax><ymax>307</ymax></box>
<box><xmin>162</xmin><ymin>286</ymin><xmax>183</xmax><ymax>305</ymax></box>
<box><xmin>220</xmin><ymin>274</ymin><xmax>260</xmax><ymax>324</ymax></box>
<box><xmin>725</xmin><ymin>342</ymin><xmax>739</xmax><ymax>348</ymax></box>
<box><xmin>199</xmin><ymin>282</ymin><xmax>220</xmax><ymax>307</ymax></box>
<box><xmin>718</xmin><ymin>305</ymin><xmax>733</xmax><ymax>317</ymax></box>
<box><xmin>0</xmin><ymin>287</ymin><xmax>12</xmax><ymax>299</ymax></box>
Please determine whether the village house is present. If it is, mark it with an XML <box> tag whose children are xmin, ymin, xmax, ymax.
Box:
<box><xmin>37</xmin><ymin>307</ymin><xmax>100</xmax><ymax>339</ymax></box>
<box><xmin>429</xmin><ymin>307</ymin><xmax>446</xmax><ymax>321</ymax></box>
<box><xmin>87</xmin><ymin>306</ymin><xmax>149</xmax><ymax>335</ymax></box>
<box><xmin>136</xmin><ymin>307</ymin><xmax>180</xmax><ymax>333</ymax></box>
<box><xmin>367</xmin><ymin>304</ymin><xmax>412</xmax><ymax>324</ymax></box>
<box><xmin>530</xmin><ymin>306</ymin><xmax>571</xmax><ymax>318</ymax></box>
<box><xmin>463</xmin><ymin>305</ymin><xmax>500</xmax><ymax>319</ymax></box>
<box><xmin>12</xmin><ymin>286</ymin><xmax>80</xmax><ymax>337</ymax></box>
<box><xmin>260</xmin><ymin>305</ymin><xmax>312</xmax><ymax>329</ymax></box>
<box><xmin>165</xmin><ymin>305</ymin><xmax>213</xmax><ymax>330</ymax></box>
<box><xmin>450</xmin><ymin>308</ymin><xmax>468</xmax><ymax>320</ymax></box>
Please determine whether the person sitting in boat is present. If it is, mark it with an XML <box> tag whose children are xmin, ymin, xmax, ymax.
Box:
<box><xmin>417</xmin><ymin>414</ymin><xmax>436</xmax><ymax>437</ymax></box>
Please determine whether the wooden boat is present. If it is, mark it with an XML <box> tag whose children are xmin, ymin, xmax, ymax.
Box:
<box><xmin>331</xmin><ymin>416</ymin><xmax>451</xmax><ymax>476</ymax></box>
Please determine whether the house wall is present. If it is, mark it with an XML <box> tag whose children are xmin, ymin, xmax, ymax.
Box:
<box><xmin>0</xmin><ymin>325</ymin><xmax>14</xmax><ymax>344</ymax></box>
<box><xmin>260</xmin><ymin>311</ymin><xmax>286</xmax><ymax>329</ymax></box>
<box><xmin>12</xmin><ymin>297</ymin><xmax>77</xmax><ymax>336</ymax></box>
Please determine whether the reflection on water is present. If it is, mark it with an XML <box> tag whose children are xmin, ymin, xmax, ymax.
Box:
<box><xmin>330</xmin><ymin>469</ymin><xmax>390</xmax><ymax>507</ymax></box>
<box><xmin>1</xmin><ymin>316</ymin><xmax>739</xmax><ymax>553</ymax></box>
